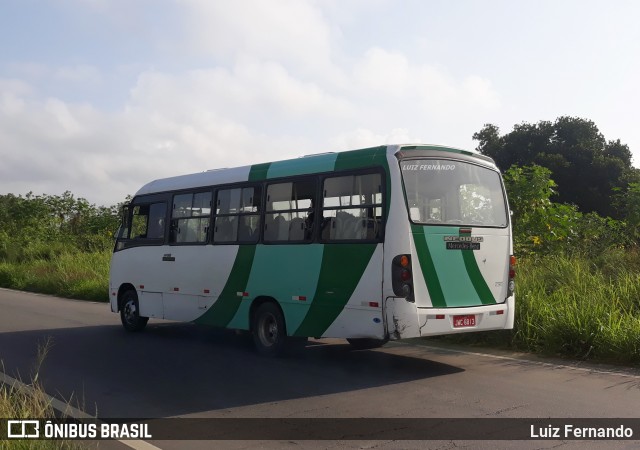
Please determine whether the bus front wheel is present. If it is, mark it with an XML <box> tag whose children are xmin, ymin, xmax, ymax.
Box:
<box><xmin>252</xmin><ymin>302</ymin><xmax>286</xmax><ymax>357</ymax></box>
<box><xmin>120</xmin><ymin>290</ymin><xmax>149</xmax><ymax>332</ymax></box>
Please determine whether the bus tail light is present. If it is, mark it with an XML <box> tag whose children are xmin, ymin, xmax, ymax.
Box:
<box><xmin>392</xmin><ymin>254</ymin><xmax>414</xmax><ymax>302</ymax></box>
<box><xmin>507</xmin><ymin>255</ymin><xmax>516</xmax><ymax>297</ymax></box>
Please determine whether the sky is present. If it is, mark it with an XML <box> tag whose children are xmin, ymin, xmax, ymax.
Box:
<box><xmin>1</xmin><ymin>0</ymin><xmax>639</xmax><ymax>206</ymax></box>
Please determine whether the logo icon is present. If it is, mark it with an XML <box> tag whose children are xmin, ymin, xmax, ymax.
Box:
<box><xmin>8</xmin><ymin>420</ymin><xmax>40</xmax><ymax>438</ymax></box>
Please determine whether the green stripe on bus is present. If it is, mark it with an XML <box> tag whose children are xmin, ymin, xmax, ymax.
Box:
<box><xmin>194</xmin><ymin>245</ymin><xmax>257</xmax><ymax>327</ymax></box>
<box><xmin>294</xmin><ymin>243</ymin><xmax>377</xmax><ymax>337</ymax></box>
<box><xmin>426</xmin><ymin>233</ymin><xmax>482</xmax><ymax>307</ymax></box>
<box><xmin>459</xmin><ymin>230</ymin><xmax>496</xmax><ymax>305</ymax></box>
<box><xmin>249</xmin><ymin>162</ymin><xmax>271</xmax><ymax>182</ymax></box>
<box><xmin>461</xmin><ymin>250</ymin><xmax>495</xmax><ymax>305</ymax></box>
<box><xmin>334</xmin><ymin>145</ymin><xmax>387</xmax><ymax>171</ymax></box>
<box><xmin>411</xmin><ymin>225</ymin><xmax>446</xmax><ymax>307</ymax></box>
<box><xmin>228</xmin><ymin>244</ymin><xmax>325</xmax><ymax>332</ymax></box>
<box><xmin>266</xmin><ymin>153</ymin><xmax>338</xmax><ymax>179</ymax></box>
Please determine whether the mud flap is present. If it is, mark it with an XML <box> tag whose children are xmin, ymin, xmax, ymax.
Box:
<box><xmin>384</xmin><ymin>297</ymin><xmax>420</xmax><ymax>340</ymax></box>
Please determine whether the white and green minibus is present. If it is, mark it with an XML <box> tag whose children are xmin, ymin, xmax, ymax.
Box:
<box><xmin>109</xmin><ymin>144</ymin><xmax>515</xmax><ymax>355</ymax></box>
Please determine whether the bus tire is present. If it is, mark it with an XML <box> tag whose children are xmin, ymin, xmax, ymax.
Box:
<box><xmin>120</xmin><ymin>290</ymin><xmax>148</xmax><ymax>332</ymax></box>
<box><xmin>252</xmin><ymin>302</ymin><xmax>286</xmax><ymax>357</ymax></box>
<box><xmin>347</xmin><ymin>338</ymin><xmax>388</xmax><ymax>350</ymax></box>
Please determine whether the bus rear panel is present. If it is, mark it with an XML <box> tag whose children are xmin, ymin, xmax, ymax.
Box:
<box><xmin>382</xmin><ymin>146</ymin><xmax>514</xmax><ymax>340</ymax></box>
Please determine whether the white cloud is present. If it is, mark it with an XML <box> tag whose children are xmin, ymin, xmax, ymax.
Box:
<box><xmin>0</xmin><ymin>1</ymin><xmax>508</xmax><ymax>207</ymax></box>
<box><xmin>0</xmin><ymin>79</ymin><xmax>32</xmax><ymax>115</ymax></box>
<box><xmin>43</xmin><ymin>98</ymin><xmax>84</xmax><ymax>137</ymax></box>
<box><xmin>0</xmin><ymin>80</ymin><xmax>126</xmax><ymax>203</ymax></box>
<box><xmin>351</xmin><ymin>47</ymin><xmax>501</xmax><ymax>113</ymax></box>
<box><xmin>0</xmin><ymin>51</ymin><xmax>501</xmax><ymax>206</ymax></box>
<box><xmin>353</xmin><ymin>48</ymin><xmax>411</xmax><ymax>96</ymax></box>
<box><xmin>181</xmin><ymin>0</ymin><xmax>334</xmax><ymax>71</ymax></box>
<box><xmin>0</xmin><ymin>67</ymin><xmax>330</xmax><ymax>205</ymax></box>
<box><xmin>461</xmin><ymin>75</ymin><xmax>501</xmax><ymax>110</ymax></box>
<box><xmin>128</xmin><ymin>59</ymin><xmax>352</xmax><ymax>121</ymax></box>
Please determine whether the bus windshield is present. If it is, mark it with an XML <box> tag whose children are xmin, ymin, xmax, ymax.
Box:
<box><xmin>401</xmin><ymin>159</ymin><xmax>508</xmax><ymax>227</ymax></box>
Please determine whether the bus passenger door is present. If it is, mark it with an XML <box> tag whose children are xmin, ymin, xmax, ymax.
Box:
<box><xmin>161</xmin><ymin>191</ymin><xmax>214</xmax><ymax>321</ymax></box>
<box><xmin>160</xmin><ymin>246</ymin><xmax>214</xmax><ymax>321</ymax></box>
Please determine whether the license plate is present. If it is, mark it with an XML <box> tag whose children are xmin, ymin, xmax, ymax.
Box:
<box><xmin>453</xmin><ymin>315</ymin><xmax>476</xmax><ymax>328</ymax></box>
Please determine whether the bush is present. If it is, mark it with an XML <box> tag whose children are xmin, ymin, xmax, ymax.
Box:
<box><xmin>504</xmin><ymin>165</ymin><xmax>630</xmax><ymax>256</ymax></box>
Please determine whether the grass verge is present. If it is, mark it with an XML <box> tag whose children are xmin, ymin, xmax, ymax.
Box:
<box><xmin>444</xmin><ymin>250</ymin><xmax>640</xmax><ymax>365</ymax></box>
<box><xmin>0</xmin><ymin>251</ymin><xmax>109</xmax><ymax>302</ymax></box>
<box><xmin>513</xmin><ymin>252</ymin><xmax>640</xmax><ymax>364</ymax></box>
<box><xmin>0</xmin><ymin>341</ymin><xmax>85</xmax><ymax>449</ymax></box>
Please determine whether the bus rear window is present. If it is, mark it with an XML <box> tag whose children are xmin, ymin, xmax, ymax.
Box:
<box><xmin>401</xmin><ymin>159</ymin><xmax>507</xmax><ymax>227</ymax></box>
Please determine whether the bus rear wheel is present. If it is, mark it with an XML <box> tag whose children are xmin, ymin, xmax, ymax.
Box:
<box><xmin>252</xmin><ymin>302</ymin><xmax>286</xmax><ymax>357</ymax></box>
<box><xmin>120</xmin><ymin>290</ymin><xmax>149</xmax><ymax>332</ymax></box>
<box><xmin>347</xmin><ymin>338</ymin><xmax>388</xmax><ymax>350</ymax></box>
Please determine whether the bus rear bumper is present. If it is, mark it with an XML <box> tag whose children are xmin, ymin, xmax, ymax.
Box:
<box><xmin>416</xmin><ymin>296</ymin><xmax>515</xmax><ymax>337</ymax></box>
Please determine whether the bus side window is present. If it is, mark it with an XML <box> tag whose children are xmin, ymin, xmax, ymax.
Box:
<box><xmin>170</xmin><ymin>191</ymin><xmax>212</xmax><ymax>244</ymax></box>
<box><xmin>264</xmin><ymin>180</ymin><xmax>316</xmax><ymax>243</ymax></box>
<box><xmin>214</xmin><ymin>186</ymin><xmax>261</xmax><ymax>244</ymax></box>
<box><xmin>131</xmin><ymin>206</ymin><xmax>149</xmax><ymax>238</ymax></box>
<box><xmin>124</xmin><ymin>202</ymin><xmax>167</xmax><ymax>242</ymax></box>
<box><xmin>321</xmin><ymin>172</ymin><xmax>383</xmax><ymax>242</ymax></box>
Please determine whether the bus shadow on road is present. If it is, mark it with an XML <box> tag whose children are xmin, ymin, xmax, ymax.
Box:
<box><xmin>0</xmin><ymin>322</ymin><xmax>464</xmax><ymax>418</ymax></box>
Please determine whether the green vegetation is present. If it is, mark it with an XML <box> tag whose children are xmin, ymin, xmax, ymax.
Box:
<box><xmin>463</xmin><ymin>119</ymin><xmax>640</xmax><ymax>365</ymax></box>
<box><xmin>0</xmin><ymin>251</ymin><xmax>111</xmax><ymax>302</ymax></box>
<box><xmin>513</xmin><ymin>251</ymin><xmax>640</xmax><ymax>364</ymax></box>
<box><xmin>1</xmin><ymin>117</ymin><xmax>639</xmax><ymax>364</ymax></box>
<box><xmin>0</xmin><ymin>192</ymin><xmax>122</xmax><ymax>302</ymax></box>
<box><xmin>474</xmin><ymin>116</ymin><xmax>638</xmax><ymax>218</ymax></box>
<box><xmin>452</xmin><ymin>251</ymin><xmax>640</xmax><ymax>365</ymax></box>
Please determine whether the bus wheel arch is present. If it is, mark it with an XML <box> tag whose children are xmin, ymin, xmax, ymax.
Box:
<box><xmin>117</xmin><ymin>283</ymin><xmax>136</xmax><ymax>311</ymax></box>
<box><xmin>250</xmin><ymin>297</ymin><xmax>287</xmax><ymax>357</ymax></box>
<box><xmin>119</xmin><ymin>287</ymin><xmax>148</xmax><ymax>332</ymax></box>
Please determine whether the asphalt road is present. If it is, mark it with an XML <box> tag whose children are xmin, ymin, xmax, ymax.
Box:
<box><xmin>1</xmin><ymin>288</ymin><xmax>640</xmax><ymax>450</ymax></box>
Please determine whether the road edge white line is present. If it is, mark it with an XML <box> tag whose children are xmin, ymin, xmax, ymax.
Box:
<box><xmin>0</xmin><ymin>370</ymin><xmax>162</xmax><ymax>450</ymax></box>
<box><xmin>395</xmin><ymin>341</ymin><xmax>640</xmax><ymax>379</ymax></box>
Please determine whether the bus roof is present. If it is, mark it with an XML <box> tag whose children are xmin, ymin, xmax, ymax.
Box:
<box><xmin>134</xmin><ymin>144</ymin><xmax>493</xmax><ymax>197</ymax></box>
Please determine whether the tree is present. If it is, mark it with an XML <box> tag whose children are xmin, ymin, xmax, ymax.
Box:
<box><xmin>473</xmin><ymin>117</ymin><xmax>636</xmax><ymax>218</ymax></box>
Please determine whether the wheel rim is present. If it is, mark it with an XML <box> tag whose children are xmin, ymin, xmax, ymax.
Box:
<box><xmin>123</xmin><ymin>299</ymin><xmax>137</xmax><ymax>324</ymax></box>
<box><xmin>257</xmin><ymin>312</ymin><xmax>278</xmax><ymax>347</ymax></box>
